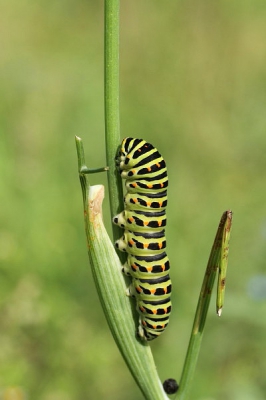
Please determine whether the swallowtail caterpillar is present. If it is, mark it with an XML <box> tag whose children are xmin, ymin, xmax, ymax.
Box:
<box><xmin>113</xmin><ymin>138</ymin><xmax>171</xmax><ymax>341</ymax></box>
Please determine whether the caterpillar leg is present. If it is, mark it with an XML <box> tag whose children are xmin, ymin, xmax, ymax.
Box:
<box><xmin>115</xmin><ymin>236</ymin><xmax>127</xmax><ymax>252</ymax></box>
<box><xmin>113</xmin><ymin>211</ymin><xmax>126</xmax><ymax>228</ymax></box>
<box><xmin>138</xmin><ymin>317</ymin><xmax>147</xmax><ymax>341</ymax></box>
<box><xmin>125</xmin><ymin>282</ymin><xmax>136</xmax><ymax>298</ymax></box>
<box><xmin>121</xmin><ymin>262</ymin><xmax>131</xmax><ymax>276</ymax></box>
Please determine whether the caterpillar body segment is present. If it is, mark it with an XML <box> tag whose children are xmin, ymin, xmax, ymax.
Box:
<box><xmin>123</xmin><ymin>191</ymin><xmax>168</xmax><ymax>212</ymax></box>
<box><xmin>115</xmin><ymin>230</ymin><xmax>167</xmax><ymax>256</ymax></box>
<box><xmin>113</xmin><ymin>137</ymin><xmax>171</xmax><ymax>341</ymax></box>
<box><xmin>123</xmin><ymin>252</ymin><xmax>170</xmax><ymax>278</ymax></box>
<box><xmin>113</xmin><ymin>209</ymin><xmax>167</xmax><ymax>233</ymax></box>
<box><xmin>125</xmin><ymin>174</ymin><xmax>168</xmax><ymax>194</ymax></box>
<box><xmin>130</xmin><ymin>275</ymin><xmax>172</xmax><ymax>300</ymax></box>
<box><xmin>138</xmin><ymin>297</ymin><xmax>172</xmax><ymax>318</ymax></box>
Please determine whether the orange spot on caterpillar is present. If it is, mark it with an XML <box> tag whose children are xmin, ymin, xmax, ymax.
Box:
<box><xmin>161</xmin><ymin>264</ymin><xmax>165</xmax><ymax>271</ymax></box>
<box><xmin>160</xmin><ymin>182</ymin><xmax>164</xmax><ymax>188</ymax></box>
<box><xmin>144</xmin><ymin>221</ymin><xmax>149</xmax><ymax>226</ymax></box>
<box><xmin>158</xmin><ymin>221</ymin><xmax>162</xmax><ymax>227</ymax></box>
<box><xmin>132</xmin><ymin>182</ymin><xmax>138</xmax><ymax>187</ymax></box>
<box><xmin>146</xmin><ymin>202</ymin><xmax>151</xmax><ymax>207</ymax></box>
<box><xmin>140</xmin><ymin>306</ymin><xmax>145</xmax><ymax>312</ymax></box>
<box><xmin>150</xmin><ymin>288</ymin><xmax>156</xmax><ymax>294</ymax></box>
<box><xmin>136</xmin><ymin>286</ymin><xmax>142</xmax><ymax>293</ymax></box>
<box><xmin>132</xmin><ymin>264</ymin><xmax>138</xmax><ymax>270</ymax></box>
<box><xmin>158</xmin><ymin>242</ymin><xmax>163</xmax><ymax>249</ymax></box>
<box><xmin>147</xmin><ymin>167</ymin><xmax>152</xmax><ymax>172</ymax></box>
<box><xmin>129</xmin><ymin>240</ymin><xmax>134</xmax><ymax>246</ymax></box>
<box><xmin>152</xmin><ymin>309</ymin><xmax>157</xmax><ymax>315</ymax></box>
<box><xmin>164</xmin><ymin>308</ymin><xmax>167</xmax><ymax>314</ymax></box>
<box><xmin>164</xmin><ymin>287</ymin><xmax>167</xmax><ymax>294</ymax></box>
<box><xmin>156</xmin><ymin>163</ymin><xmax>161</xmax><ymax>168</ymax></box>
<box><xmin>129</xmin><ymin>217</ymin><xmax>134</xmax><ymax>223</ymax></box>
<box><xmin>147</xmin><ymin>184</ymin><xmax>153</xmax><ymax>188</ymax></box>
<box><xmin>143</xmin><ymin>243</ymin><xmax>149</xmax><ymax>249</ymax></box>
<box><xmin>146</xmin><ymin>266</ymin><xmax>153</xmax><ymax>272</ymax></box>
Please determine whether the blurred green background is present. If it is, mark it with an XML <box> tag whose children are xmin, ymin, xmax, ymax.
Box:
<box><xmin>1</xmin><ymin>1</ymin><xmax>266</xmax><ymax>399</ymax></box>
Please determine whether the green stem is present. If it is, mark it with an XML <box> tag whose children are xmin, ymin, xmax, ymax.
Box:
<box><xmin>80</xmin><ymin>166</ymin><xmax>109</xmax><ymax>174</ymax></box>
<box><xmin>176</xmin><ymin>211</ymin><xmax>232</xmax><ymax>400</ymax></box>
<box><xmin>104</xmin><ymin>0</ymin><xmax>124</xmax><ymax>243</ymax></box>
<box><xmin>102</xmin><ymin>5</ymin><xmax>169</xmax><ymax>399</ymax></box>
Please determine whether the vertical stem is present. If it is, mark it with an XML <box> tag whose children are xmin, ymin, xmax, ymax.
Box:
<box><xmin>104</xmin><ymin>0</ymin><xmax>124</xmax><ymax>242</ymax></box>
<box><xmin>103</xmin><ymin>10</ymin><xmax>169</xmax><ymax>398</ymax></box>
<box><xmin>176</xmin><ymin>211</ymin><xmax>232</xmax><ymax>400</ymax></box>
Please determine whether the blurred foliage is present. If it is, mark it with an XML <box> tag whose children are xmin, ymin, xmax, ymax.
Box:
<box><xmin>1</xmin><ymin>1</ymin><xmax>266</xmax><ymax>399</ymax></box>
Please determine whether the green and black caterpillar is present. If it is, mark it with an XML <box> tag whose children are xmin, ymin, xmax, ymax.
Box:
<box><xmin>113</xmin><ymin>137</ymin><xmax>171</xmax><ymax>341</ymax></box>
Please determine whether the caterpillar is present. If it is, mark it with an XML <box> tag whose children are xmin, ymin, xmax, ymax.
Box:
<box><xmin>113</xmin><ymin>137</ymin><xmax>171</xmax><ymax>341</ymax></box>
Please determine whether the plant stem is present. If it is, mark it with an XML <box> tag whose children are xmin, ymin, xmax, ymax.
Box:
<box><xmin>101</xmin><ymin>5</ymin><xmax>171</xmax><ymax>399</ymax></box>
<box><xmin>104</xmin><ymin>0</ymin><xmax>124</xmax><ymax>243</ymax></box>
<box><xmin>176</xmin><ymin>211</ymin><xmax>232</xmax><ymax>400</ymax></box>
